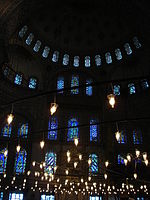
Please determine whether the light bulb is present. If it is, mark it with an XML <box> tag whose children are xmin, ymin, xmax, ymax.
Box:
<box><xmin>40</xmin><ymin>164</ymin><xmax>43</xmax><ymax>169</ymax></box>
<box><xmin>127</xmin><ymin>154</ymin><xmax>131</xmax><ymax>162</ymax></box>
<box><xmin>67</xmin><ymin>157</ymin><xmax>71</xmax><ymax>163</ymax></box>
<box><xmin>107</xmin><ymin>94</ymin><xmax>115</xmax><ymax>108</ymax></box>
<box><xmin>27</xmin><ymin>171</ymin><xmax>31</xmax><ymax>176</ymax></box>
<box><xmin>124</xmin><ymin>159</ymin><xmax>128</xmax><ymax>166</ymax></box>
<box><xmin>16</xmin><ymin>145</ymin><xmax>21</xmax><ymax>153</ymax></box>
<box><xmin>145</xmin><ymin>160</ymin><xmax>148</xmax><ymax>166</ymax></box>
<box><xmin>143</xmin><ymin>152</ymin><xmax>147</xmax><ymax>161</ymax></box>
<box><xmin>115</xmin><ymin>131</ymin><xmax>120</xmax><ymax>141</ymax></box>
<box><xmin>105</xmin><ymin>161</ymin><xmax>109</xmax><ymax>168</ymax></box>
<box><xmin>104</xmin><ymin>174</ymin><xmax>107</xmax><ymax>180</ymax></box>
<box><xmin>40</xmin><ymin>140</ymin><xmax>45</xmax><ymax>149</ymax></box>
<box><xmin>74</xmin><ymin>162</ymin><xmax>78</xmax><ymax>168</ymax></box>
<box><xmin>74</xmin><ymin>138</ymin><xmax>79</xmax><ymax>146</ymax></box>
<box><xmin>43</xmin><ymin>162</ymin><xmax>46</xmax><ymax>167</ymax></box>
<box><xmin>134</xmin><ymin>173</ymin><xmax>137</xmax><ymax>179</ymax></box>
<box><xmin>81</xmin><ymin>178</ymin><xmax>84</xmax><ymax>183</ymax></box>
<box><xmin>136</xmin><ymin>150</ymin><xmax>140</xmax><ymax>157</ymax></box>
<box><xmin>32</xmin><ymin>161</ymin><xmax>36</xmax><ymax>167</ymax></box>
<box><xmin>7</xmin><ymin>113</ymin><xmax>14</xmax><ymax>125</ymax></box>
<box><xmin>67</xmin><ymin>151</ymin><xmax>70</xmax><ymax>157</ymax></box>
<box><xmin>88</xmin><ymin>158</ymin><xmax>92</xmax><ymax>166</ymax></box>
<box><xmin>79</xmin><ymin>154</ymin><xmax>82</xmax><ymax>160</ymax></box>
<box><xmin>4</xmin><ymin>149</ymin><xmax>8</xmax><ymax>157</ymax></box>
<box><xmin>50</xmin><ymin>103</ymin><xmax>58</xmax><ymax>115</ymax></box>
<box><xmin>65</xmin><ymin>169</ymin><xmax>69</xmax><ymax>175</ymax></box>
<box><xmin>88</xmin><ymin>176</ymin><xmax>91</xmax><ymax>181</ymax></box>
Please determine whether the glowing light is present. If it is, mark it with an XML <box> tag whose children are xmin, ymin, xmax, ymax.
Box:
<box><xmin>74</xmin><ymin>137</ymin><xmax>79</xmax><ymax>146</ymax></box>
<box><xmin>115</xmin><ymin>131</ymin><xmax>120</xmax><ymax>141</ymax></box>
<box><xmin>88</xmin><ymin>176</ymin><xmax>91</xmax><ymax>181</ymax></box>
<box><xmin>134</xmin><ymin>173</ymin><xmax>137</xmax><ymax>179</ymax></box>
<box><xmin>40</xmin><ymin>140</ymin><xmax>45</xmax><ymax>149</ymax></box>
<box><xmin>107</xmin><ymin>94</ymin><xmax>115</xmax><ymax>108</ymax></box>
<box><xmin>65</xmin><ymin>169</ymin><xmax>69</xmax><ymax>175</ymax></box>
<box><xmin>4</xmin><ymin>149</ymin><xmax>8</xmax><ymax>157</ymax></box>
<box><xmin>16</xmin><ymin>145</ymin><xmax>21</xmax><ymax>153</ymax></box>
<box><xmin>105</xmin><ymin>161</ymin><xmax>109</xmax><ymax>168</ymax></box>
<box><xmin>67</xmin><ymin>151</ymin><xmax>70</xmax><ymax>157</ymax></box>
<box><xmin>143</xmin><ymin>152</ymin><xmax>147</xmax><ymax>161</ymax></box>
<box><xmin>145</xmin><ymin>160</ymin><xmax>148</xmax><ymax>166</ymax></box>
<box><xmin>127</xmin><ymin>154</ymin><xmax>131</xmax><ymax>162</ymax></box>
<box><xmin>7</xmin><ymin>113</ymin><xmax>14</xmax><ymax>125</ymax></box>
<box><xmin>136</xmin><ymin>149</ymin><xmax>140</xmax><ymax>157</ymax></box>
<box><xmin>67</xmin><ymin>157</ymin><xmax>71</xmax><ymax>163</ymax></box>
<box><xmin>79</xmin><ymin>154</ymin><xmax>82</xmax><ymax>160</ymax></box>
<box><xmin>104</xmin><ymin>174</ymin><xmax>107</xmax><ymax>180</ymax></box>
<box><xmin>74</xmin><ymin>162</ymin><xmax>78</xmax><ymax>168</ymax></box>
<box><xmin>50</xmin><ymin>103</ymin><xmax>58</xmax><ymax>115</ymax></box>
<box><xmin>32</xmin><ymin>161</ymin><xmax>36</xmax><ymax>166</ymax></box>
<box><xmin>124</xmin><ymin>159</ymin><xmax>128</xmax><ymax>166</ymax></box>
<box><xmin>27</xmin><ymin>171</ymin><xmax>31</xmax><ymax>176</ymax></box>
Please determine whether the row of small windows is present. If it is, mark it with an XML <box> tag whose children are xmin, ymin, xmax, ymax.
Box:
<box><xmin>19</xmin><ymin>25</ymin><xmax>142</xmax><ymax>67</ymax></box>
<box><xmin>117</xmin><ymin>154</ymin><xmax>143</xmax><ymax>165</ymax></box>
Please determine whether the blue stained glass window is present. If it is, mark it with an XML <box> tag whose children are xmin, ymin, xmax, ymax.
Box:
<box><xmin>89</xmin><ymin>154</ymin><xmax>98</xmax><ymax>175</ymax></box>
<box><xmin>57</xmin><ymin>77</ymin><xmax>64</xmax><ymax>93</ymax></box>
<box><xmin>67</xmin><ymin>118</ymin><xmax>79</xmax><ymax>141</ymax></box>
<box><xmin>41</xmin><ymin>195</ymin><xmax>55</xmax><ymax>200</ymax></box>
<box><xmin>124</xmin><ymin>43</ymin><xmax>132</xmax><ymax>55</ymax></box>
<box><xmin>133</xmin><ymin>130</ymin><xmax>142</xmax><ymax>144</ymax></box>
<box><xmin>133</xmin><ymin>37</ymin><xmax>141</xmax><ymax>49</ymax></box>
<box><xmin>29</xmin><ymin>78</ymin><xmax>37</xmax><ymax>89</ymax></box>
<box><xmin>105</xmin><ymin>52</ymin><xmax>112</xmax><ymax>64</ymax></box>
<box><xmin>118</xmin><ymin>155</ymin><xmax>124</xmax><ymax>164</ymax></box>
<box><xmin>85</xmin><ymin>56</ymin><xmax>91</xmax><ymax>67</ymax></box>
<box><xmin>1</xmin><ymin>124</ymin><xmax>12</xmax><ymax>137</ymax></box>
<box><xmin>14</xmin><ymin>74</ymin><xmax>22</xmax><ymax>85</ymax></box>
<box><xmin>71</xmin><ymin>75</ymin><xmax>79</xmax><ymax>94</ymax></box>
<box><xmin>141</xmin><ymin>79</ymin><xmax>149</xmax><ymax>90</ymax></box>
<box><xmin>33</xmin><ymin>40</ymin><xmax>41</xmax><ymax>52</ymax></box>
<box><xmin>63</xmin><ymin>54</ymin><xmax>69</xmax><ymax>66</ymax></box>
<box><xmin>95</xmin><ymin>55</ymin><xmax>101</xmax><ymax>67</ymax></box>
<box><xmin>73</xmin><ymin>56</ymin><xmax>79</xmax><ymax>67</ymax></box>
<box><xmin>0</xmin><ymin>192</ymin><xmax>3</xmax><ymax>200</ymax></box>
<box><xmin>42</xmin><ymin>46</ymin><xmax>50</xmax><ymax>58</ymax></box>
<box><xmin>113</xmin><ymin>85</ymin><xmax>120</xmax><ymax>96</ymax></box>
<box><xmin>118</xmin><ymin>130</ymin><xmax>127</xmax><ymax>144</ymax></box>
<box><xmin>26</xmin><ymin>33</ymin><xmax>34</xmax><ymax>45</ymax></box>
<box><xmin>18</xmin><ymin>123</ymin><xmax>28</xmax><ymax>138</ymax></box>
<box><xmin>9</xmin><ymin>193</ymin><xmax>24</xmax><ymax>200</ymax></box>
<box><xmin>128</xmin><ymin>83</ymin><xmax>136</xmax><ymax>94</ymax></box>
<box><xmin>115</xmin><ymin>48</ymin><xmax>122</xmax><ymax>60</ymax></box>
<box><xmin>18</xmin><ymin>25</ymin><xmax>28</xmax><ymax>38</ymax></box>
<box><xmin>90</xmin><ymin>120</ymin><xmax>98</xmax><ymax>142</ymax></box>
<box><xmin>14</xmin><ymin>149</ymin><xmax>27</xmax><ymax>175</ymax></box>
<box><xmin>45</xmin><ymin>152</ymin><xmax>56</xmax><ymax>175</ymax></box>
<box><xmin>52</xmin><ymin>51</ymin><xmax>59</xmax><ymax>62</ymax></box>
<box><xmin>48</xmin><ymin>117</ymin><xmax>58</xmax><ymax>140</ymax></box>
<box><xmin>90</xmin><ymin>197</ymin><xmax>102</xmax><ymax>200</ymax></box>
<box><xmin>137</xmin><ymin>198</ymin><xmax>144</xmax><ymax>200</ymax></box>
<box><xmin>86</xmin><ymin>79</ymin><xmax>92</xmax><ymax>96</ymax></box>
<box><xmin>0</xmin><ymin>148</ymin><xmax>8</xmax><ymax>174</ymax></box>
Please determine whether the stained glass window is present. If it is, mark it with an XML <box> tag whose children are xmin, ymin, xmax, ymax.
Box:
<box><xmin>48</xmin><ymin>117</ymin><xmax>58</xmax><ymax>140</ymax></box>
<box><xmin>44</xmin><ymin>152</ymin><xmax>56</xmax><ymax>175</ymax></box>
<box><xmin>0</xmin><ymin>192</ymin><xmax>3</xmax><ymax>200</ymax></box>
<box><xmin>124</xmin><ymin>43</ymin><xmax>132</xmax><ymax>55</ymax></box>
<box><xmin>133</xmin><ymin>37</ymin><xmax>141</xmax><ymax>49</ymax></box>
<box><xmin>73</xmin><ymin>56</ymin><xmax>79</xmax><ymax>67</ymax></box>
<box><xmin>90</xmin><ymin>197</ymin><xmax>102</xmax><ymax>200</ymax></box>
<box><xmin>113</xmin><ymin>85</ymin><xmax>120</xmax><ymax>96</ymax></box>
<box><xmin>118</xmin><ymin>155</ymin><xmax>124</xmax><ymax>164</ymax></box>
<box><xmin>0</xmin><ymin>148</ymin><xmax>8</xmax><ymax>174</ymax></box>
<box><xmin>26</xmin><ymin>33</ymin><xmax>34</xmax><ymax>45</ymax></box>
<box><xmin>57</xmin><ymin>77</ymin><xmax>64</xmax><ymax>93</ymax></box>
<box><xmin>14</xmin><ymin>149</ymin><xmax>27</xmax><ymax>175</ymax></box>
<box><xmin>18</xmin><ymin>25</ymin><xmax>28</xmax><ymax>38</ymax></box>
<box><xmin>1</xmin><ymin>124</ymin><xmax>12</xmax><ymax>137</ymax></box>
<box><xmin>29</xmin><ymin>78</ymin><xmax>37</xmax><ymax>89</ymax></box>
<box><xmin>141</xmin><ymin>79</ymin><xmax>149</xmax><ymax>90</ymax></box>
<box><xmin>14</xmin><ymin>74</ymin><xmax>22</xmax><ymax>85</ymax></box>
<box><xmin>71</xmin><ymin>75</ymin><xmax>79</xmax><ymax>94</ymax></box>
<box><xmin>137</xmin><ymin>198</ymin><xmax>144</xmax><ymax>200</ymax></box>
<box><xmin>52</xmin><ymin>51</ymin><xmax>59</xmax><ymax>62</ymax></box>
<box><xmin>90</xmin><ymin>120</ymin><xmax>98</xmax><ymax>142</ymax></box>
<box><xmin>41</xmin><ymin>195</ymin><xmax>55</xmax><ymax>200</ymax></box>
<box><xmin>89</xmin><ymin>154</ymin><xmax>98</xmax><ymax>175</ymax></box>
<box><xmin>128</xmin><ymin>83</ymin><xmax>136</xmax><ymax>94</ymax></box>
<box><xmin>105</xmin><ymin>52</ymin><xmax>112</xmax><ymax>64</ymax></box>
<box><xmin>9</xmin><ymin>193</ymin><xmax>24</xmax><ymax>200</ymax></box>
<box><xmin>67</xmin><ymin>118</ymin><xmax>79</xmax><ymax>141</ymax></box>
<box><xmin>63</xmin><ymin>54</ymin><xmax>69</xmax><ymax>66</ymax></box>
<box><xmin>18</xmin><ymin>123</ymin><xmax>28</xmax><ymax>138</ymax></box>
<box><xmin>33</xmin><ymin>40</ymin><xmax>41</xmax><ymax>52</ymax></box>
<box><xmin>42</xmin><ymin>46</ymin><xmax>50</xmax><ymax>58</ymax></box>
<box><xmin>133</xmin><ymin>130</ymin><xmax>142</xmax><ymax>144</ymax></box>
<box><xmin>115</xmin><ymin>48</ymin><xmax>122</xmax><ymax>60</ymax></box>
<box><xmin>95</xmin><ymin>55</ymin><xmax>101</xmax><ymax>67</ymax></box>
<box><xmin>118</xmin><ymin>130</ymin><xmax>127</xmax><ymax>144</ymax></box>
<box><xmin>85</xmin><ymin>56</ymin><xmax>91</xmax><ymax>67</ymax></box>
<box><xmin>86</xmin><ymin>79</ymin><xmax>92</xmax><ymax>96</ymax></box>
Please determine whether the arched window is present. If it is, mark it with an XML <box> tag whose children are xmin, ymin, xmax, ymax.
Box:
<box><xmin>89</xmin><ymin>154</ymin><xmax>98</xmax><ymax>175</ymax></box>
<box><xmin>14</xmin><ymin>149</ymin><xmax>27</xmax><ymax>174</ymax></box>
<box><xmin>33</xmin><ymin>40</ymin><xmax>41</xmax><ymax>52</ymax></box>
<box><xmin>67</xmin><ymin>118</ymin><xmax>79</xmax><ymax>141</ymax></box>
<box><xmin>45</xmin><ymin>152</ymin><xmax>56</xmax><ymax>175</ymax></box>
<box><xmin>128</xmin><ymin>83</ymin><xmax>136</xmax><ymax>94</ymax></box>
<box><xmin>133</xmin><ymin>37</ymin><xmax>141</xmax><ymax>49</ymax></box>
<box><xmin>113</xmin><ymin>85</ymin><xmax>120</xmax><ymax>96</ymax></box>
<box><xmin>48</xmin><ymin>117</ymin><xmax>58</xmax><ymax>140</ymax></box>
<box><xmin>9</xmin><ymin>193</ymin><xmax>24</xmax><ymax>200</ymax></box>
<box><xmin>115</xmin><ymin>48</ymin><xmax>122</xmax><ymax>60</ymax></box>
<box><xmin>0</xmin><ymin>148</ymin><xmax>8</xmax><ymax>174</ymax></box>
<box><xmin>29</xmin><ymin>78</ymin><xmax>37</xmax><ymax>89</ymax></box>
<box><xmin>41</xmin><ymin>195</ymin><xmax>55</xmax><ymax>200</ymax></box>
<box><xmin>95</xmin><ymin>55</ymin><xmax>101</xmax><ymax>67</ymax></box>
<box><xmin>124</xmin><ymin>43</ymin><xmax>132</xmax><ymax>55</ymax></box>
<box><xmin>18</xmin><ymin>25</ymin><xmax>28</xmax><ymax>38</ymax></box>
<box><xmin>86</xmin><ymin>79</ymin><xmax>92</xmax><ymax>96</ymax></box>
<box><xmin>118</xmin><ymin>130</ymin><xmax>127</xmax><ymax>144</ymax></box>
<box><xmin>14</xmin><ymin>74</ymin><xmax>22</xmax><ymax>85</ymax></box>
<box><xmin>1</xmin><ymin>124</ymin><xmax>12</xmax><ymax>137</ymax></box>
<box><xmin>63</xmin><ymin>54</ymin><xmax>69</xmax><ymax>66</ymax></box>
<box><xmin>71</xmin><ymin>75</ymin><xmax>79</xmax><ymax>94</ymax></box>
<box><xmin>52</xmin><ymin>51</ymin><xmax>59</xmax><ymax>62</ymax></box>
<box><xmin>42</xmin><ymin>46</ymin><xmax>50</xmax><ymax>58</ymax></box>
<box><xmin>118</xmin><ymin>155</ymin><xmax>125</xmax><ymax>164</ymax></box>
<box><xmin>85</xmin><ymin>56</ymin><xmax>91</xmax><ymax>67</ymax></box>
<box><xmin>133</xmin><ymin>130</ymin><xmax>142</xmax><ymax>144</ymax></box>
<box><xmin>73</xmin><ymin>56</ymin><xmax>79</xmax><ymax>67</ymax></box>
<box><xmin>18</xmin><ymin>123</ymin><xmax>28</xmax><ymax>138</ymax></box>
<box><xmin>90</xmin><ymin>120</ymin><xmax>98</xmax><ymax>142</ymax></box>
<box><xmin>141</xmin><ymin>79</ymin><xmax>149</xmax><ymax>90</ymax></box>
<box><xmin>25</xmin><ymin>33</ymin><xmax>34</xmax><ymax>45</ymax></box>
<box><xmin>105</xmin><ymin>52</ymin><xmax>112</xmax><ymax>64</ymax></box>
<box><xmin>57</xmin><ymin>77</ymin><xmax>64</xmax><ymax>93</ymax></box>
<box><xmin>0</xmin><ymin>192</ymin><xmax>3</xmax><ymax>199</ymax></box>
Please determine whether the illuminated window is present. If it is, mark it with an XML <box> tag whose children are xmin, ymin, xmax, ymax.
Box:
<box><xmin>86</xmin><ymin>79</ymin><xmax>92</xmax><ymax>96</ymax></box>
<box><xmin>0</xmin><ymin>148</ymin><xmax>8</xmax><ymax>174</ymax></box>
<box><xmin>113</xmin><ymin>85</ymin><xmax>120</xmax><ymax>96</ymax></box>
<box><xmin>85</xmin><ymin>56</ymin><xmax>91</xmax><ymax>67</ymax></box>
<box><xmin>0</xmin><ymin>192</ymin><xmax>3</xmax><ymax>200</ymax></box>
<box><xmin>118</xmin><ymin>155</ymin><xmax>124</xmax><ymax>164</ymax></box>
<box><xmin>52</xmin><ymin>51</ymin><xmax>59</xmax><ymax>62</ymax></box>
<box><xmin>124</xmin><ymin>43</ymin><xmax>132</xmax><ymax>55</ymax></box>
<box><xmin>48</xmin><ymin>117</ymin><xmax>58</xmax><ymax>140</ymax></box>
<box><xmin>71</xmin><ymin>75</ymin><xmax>79</xmax><ymax>94</ymax></box>
<box><xmin>63</xmin><ymin>54</ymin><xmax>69</xmax><ymax>66</ymax></box>
<box><xmin>26</xmin><ymin>33</ymin><xmax>34</xmax><ymax>45</ymax></box>
<box><xmin>141</xmin><ymin>79</ymin><xmax>149</xmax><ymax>90</ymax></box>
<box><xmin>18</xmin><ymin>25</ymin><xmax>28</xmax><ymax>38</ymax></box>
<box><xmin>133</xmin><ymin>37</ymin><xmax>141</xmax><ymax>49</ymax></box>
<box><xmin>90</xmin><ymin>197</ymin><xmax>102</xmax><ymax>200</ymax></box>
<box><xmin>137</xmin><ymin>198</ymin><xmax>144</xmax><ymax>200</ymax></box>
<box><xmin>14</xmin><ymin>74</ymin><xmax>22</xmax><ymax>85</ymax></box>
<box><xmin>95</xmin><ymin>55</ymin><xmax>101</xmax><ymax>67</ymax></box>
<box><xmin>41</xmin><ymin>195</ymin><xmax>55</xmax><ymax>200</ymax></box>
<box><xmin>115</xmin><ymin>48</ymin><xmax>122</xmax><ymax>60</ymax></box>
<box><xmin>105</xmin><ymin>52</ymin><xmax>112</xmax><ymax>64</ymax></box>
<box><xmin>33</xmin><ymin>40</ymin><xmax>41</xmax><ymax>52</ymax></box>
<box><xmin>1</xmin><ymin>124</ymin><xmax>12</xmax><ymax>137</ymax></box>
<box><xmin>18</xmin><ymin>123</ymin><xmax>28</xmax><ymax>138</ymax></box>
<box><xmin>14</xmin><ymin>149</ymin><xmax>27</xmax><ymax>175</ymax></box>
<box><xmin>29</xmin><ymin>78</ymin><xmax>37</xmax><ymax>89</ymax></box>
<box><xmin>90</xmin><ymin>120</ymin><xmax>98</xmax><ymax>142</ymax></box>
<box><xmin>44</xmin><ymin>152</ymin><xmax>56</xmax><ymax>175</ymax></box>
<box><xmin>89</xmin><ymin>154</ymin><xmax>98</xmax><ymax>175</ymax></box>
<box><xmin>42</xmin><ymin>46</ymin><xmax>50</xmax><ymax>58</ymax></box>
<box><xmin>73</xmin><ymin>56</ymin><xmax>79</xmax><ymax>67</ymax></box>
<box><xmin>118</xmin><ymin>130</ymin><xmax>127</xmax><ymax>144</ymax></box>
<box><xmin>128</xmin><ymin>83</ymin><xmax>136</xmax><ymax>94</ymax></box>
<box><xmin>133</xmin><ymin>130</ymin><xmax>142</xmax><ymax>144</ymax></box>
<box><xmin>9</xmin><ymin>193</ymin><xmax>24</xmax><ymax>200</ymax></box>
<box><xmin>57</xmin><ymin>77</ymin><xmax>64</xmax><ymax>93</ymax></box>
<box><xmin>67</xmin><ymin>118</ymin><xmax>79</xmax><ymax>141</ymax></box>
